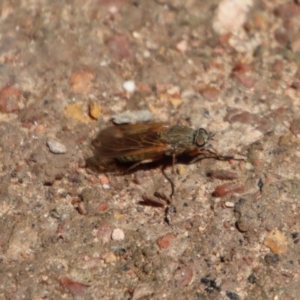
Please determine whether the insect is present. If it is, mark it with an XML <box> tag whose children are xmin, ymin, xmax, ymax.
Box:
<box><xmin>91</xmin><ymin>122</ymin><xmax>236</xmax><ymax>198</ymax></box>
<box><xmin>91</xmin><ymin>122</ymin><xmax>229</xmax><ymax>171</ymax></box>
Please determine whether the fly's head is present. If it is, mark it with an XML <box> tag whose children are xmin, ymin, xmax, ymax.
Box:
<box><xmin>194</xmin><ymin>128</ymin><xmax>214</xmax><ymax>148</ymax></box>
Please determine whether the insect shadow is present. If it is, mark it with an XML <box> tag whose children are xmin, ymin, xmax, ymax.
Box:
<box><xmin>85</xmin><ymin>153</ymin><xmax>177</xmax><ymax>211</ymax></box>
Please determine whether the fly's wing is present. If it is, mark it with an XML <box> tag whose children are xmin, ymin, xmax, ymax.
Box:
<box><xmin>92</xmin><ymin>123</ymin><xmax>172</xmax><ymax>159</ymax></box>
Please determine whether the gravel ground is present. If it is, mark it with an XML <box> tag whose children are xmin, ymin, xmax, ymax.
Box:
<box><xmin>1</xmin><ymin>0</ymin><xmax>300</xmax><ymax>299</ymax></box>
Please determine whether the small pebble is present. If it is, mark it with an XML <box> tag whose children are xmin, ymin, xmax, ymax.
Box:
<box><xmin>47</xmin><ymin>139</ymin><xmax>67</xmax><ymax>154</ymax></box>
<box><xmin>173</xmin><ymin>266</ymin><xmax>194</xmax><ymax>287</ymax></box>
<box><xmin>143</xmin><ymin>50</ymin><xmax>151</xmax><ymax>58</ymax></box>
<box><xmin>245</xmin><ymin>162</ymin><xmax>254</xmax><ymax>170</ymax></box>
<box><xmin>212</xmin><ymin>183</ymin><xmax>245</xmax><ymax>198</ymax></box>
<box><xmin>64</xmin><ymin>103</ymin><xmax>89</xmax><ymax>123</ymax></box>
<box><xmin>100</xmin><ymin>175</ymin><xmax>110</xmax><ymax>189</ymax></box>
<box><xmin>97</xmin><ymin>222</ymin><xmax>113</xmax><ymax>244</ymax></box>
<box><xmin>177</xmin><ymin>165</ymin><xmax>186</xmax><ymax>176</ymax></box>
<box><xmin>112</xmin><ymin>110</ymin><xmax>152</xmax><ymax>124</ymax></box>
<box><xmin>225</xmin><ymin>201</ymin><xmax>235</xmax><ymax>208</ymax></box>
<box><xmin>132</xmin><ymin>284</ymin><xmax>154</xmax><ymax>300</ymax></box>
<box><xmin>89</xmin><ymin>101</ymin><xmax>101</xmax><ymax>119</ymax></box>
<box><xmin>111</xmin><ymin>228</ymin><xmax>125</xmax><ymax>241</ymax></box>
<box><xmin>103</xmin><ymin>252</ymin><xmax>117</xmax><ymax>263</ymax></box>
<box><xmin>96</xmin><ymin>202</ymin><xmax>109</xmax><ymax>213</ymax></box>
<box><xmin>123</xmin><ymin>80</ymin><xmax>136</xmax><ymax>92</ymax></box>
<box><xmin>263</xmin><ymin>230</ymin><xmax>288</xmax><ymax>254</ymax></box>
<box><xmin>156</xmin><ymin>233</ymin><xmax>176</xmax><ymax>250</ymax></box>
<box><xmin>176</xmin><ymin>40</ymin><xmax>188</xmax><ymax>53</ymax></box>
<box><xmin>70</xmin><ymin>71</ymin><xmax>94</xmax><ymax>94</ymax></box>
<box><xmin>0</xmin><ymin>85</ymin><xmax>20</xmax><ymax>113</ymax></box>
<box><xmin>102</xmin><ymin>184</ymin><xmax>110</xmax><ymax>189</ymax></box>
<box><xmin>59</xmin><ymin>277</ymin><xmax>89</xmax><ymax>297</ymax></box>
<box><xmin>200</xmin><ymin>86</ymin><xmax>220</xmax><ymax>102</ymax></box>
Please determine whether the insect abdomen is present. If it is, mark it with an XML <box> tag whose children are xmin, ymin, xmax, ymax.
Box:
<box><xmin>117</xmin><ymin>152</ymin><xmax>160</xmax><ymax>163</ymax></box>
<box><xmin>117</xmin><ymin>155</ymin><xmax>143</xmax><ymax>163</ymax></box>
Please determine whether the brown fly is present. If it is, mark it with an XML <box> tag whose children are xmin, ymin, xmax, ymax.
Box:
<box><xmin>92</xmin><ymin>123</ymin><xmax>234</xmax><ymax>196</ymax></box>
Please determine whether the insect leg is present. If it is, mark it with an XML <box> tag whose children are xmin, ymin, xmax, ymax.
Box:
<box><xmin>123</xmin><ymin>155</ymin><xmax>165</xmax><ymax>173</ymax></box>
<box><xmin>161</xmin><ymin>164</ymin><xmax>175</xmax><ymax>198</ymax></box>
<box><xmin>172</xmin><ymin>153</ymin><xmax>176</xmax><ymax>174</ymax></box>
<box><xmin>188</xmin><ymin>147</ymin><xmax>234</xmax><ymax>164</ymax></box>
<box><xmin>123</xmin><ymin>161</ymin><xmax>146</xmax><ymax>173</ymax></box>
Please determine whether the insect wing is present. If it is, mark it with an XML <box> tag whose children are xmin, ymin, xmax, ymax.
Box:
<box><xmin>92</xmin><ymin>123</ymin><xmax>172</xmax><ymax>159</ymax></box>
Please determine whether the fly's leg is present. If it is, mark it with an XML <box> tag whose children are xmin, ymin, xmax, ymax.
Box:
<box><xmin>160</xmin><ymin>151</ymin><xmax>177</xmax><ymax>198</ymax></box>
<box><xmin>122</xmin><ymin>155</ymin><xmax>165</xmax><ymax>173</ymax></box>
<box><xmin>172</xmin><ymin>152</ymin><xmax>176</xmax><ymax>174</ymax></box>
<box><xmin>161</xmin><ymin>164</ymin><xmax>175</xmax><ymax>199</ymax></box>
<box><xmin>139</xmin><ymin>152</ymin><xmax>177</xmax><ymax>226</ymax></box>
<box><xmin>123</xmin><ymin>160</ymin><xmax>149</xmax><ymax>173</ymax></box>
<box><xmin>188</xmin><ymin>147</ymin><xmax>234</xmax><ymax>164</ymax></box>
<box><xmin>123</xmin><ymin>153</ymin><xmax>176</xmax><ymax>197</ymax></box>
<box><xmin>170</xmin><ymin>152</ymin><xmax>176</xmax><ymax>197</ymax></box>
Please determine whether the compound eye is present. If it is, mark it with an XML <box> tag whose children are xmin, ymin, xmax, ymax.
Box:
<box><xmin>195</xmin><ymin>128</ymin><xmax>209</xmax><ymax>147</ymax></box>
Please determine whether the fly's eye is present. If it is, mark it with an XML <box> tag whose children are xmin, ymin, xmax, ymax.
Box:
<box><xmin>195</xmin><ymin>128</ymin><xmax>209</xmax><ymax>147</ymax></box>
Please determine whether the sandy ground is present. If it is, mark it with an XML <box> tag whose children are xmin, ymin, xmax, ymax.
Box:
<box><xmin>1</xmin><ymin>0</ymin><xmax>300</xmax><ymax>299</ymax></box>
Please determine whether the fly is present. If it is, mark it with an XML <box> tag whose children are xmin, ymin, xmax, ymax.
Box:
<box><xmin>91</xmin><ymin>122</ymin><xmax>240</xmax><ymax>218</ymax></box>
<box><xmin>91</xmin><ymin>123</ymin><xmax>225</xmax><ymax>172</ymax></box>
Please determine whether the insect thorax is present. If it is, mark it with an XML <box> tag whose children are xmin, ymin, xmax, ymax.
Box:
<box><xmin>159</xmin><ymin>125</ymin><xmax>198</xmax><ymax>155</ymax></box>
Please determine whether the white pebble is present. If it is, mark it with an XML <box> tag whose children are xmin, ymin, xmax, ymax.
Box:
<box><xmin>102</xmin><ymin>184</ymin><xmax>110</xmax><ymax>189</ymax></box>
<box><xmin>143</xmin><ymin>50</ymin><xmax>151</xmax><ymax>58</ymax></box>
<box><xmin>112</xmin><ymin>110</ymin><xmax>152</xmax><ymax>124</ymax></box>
<box><xmin>225</xmin><ymin>201</ymin><xmax>235</xmax><ymax>208</ymax></box>
<box><xmin>212</xmin><ymin>0</ymin><xmax>253</xmax><ymax>35</ymax></box>
<box><xmin>111</xmin><ymin>228</ymin><xmax>125</xmax><ymax>241</ymax></box>
<box><xmin>176</xmin><ymin>40</ymin><xmax>188</xmax><ymax>53</ymax></box>
<box><xmin>123</xmin><ymin>80</ymin><xmax>136</xmax><ymax>93</ymax></box>
<box><xmin>47</xmin><ymin>139</ymin><xmax>67</xmax><ymax>154</ymax></box>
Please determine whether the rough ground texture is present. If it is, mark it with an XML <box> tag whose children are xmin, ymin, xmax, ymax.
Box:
<box><xmin>0</xmin><ymin>0</ymin><xmax>300</xmax><ymax>299</ymax></box>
